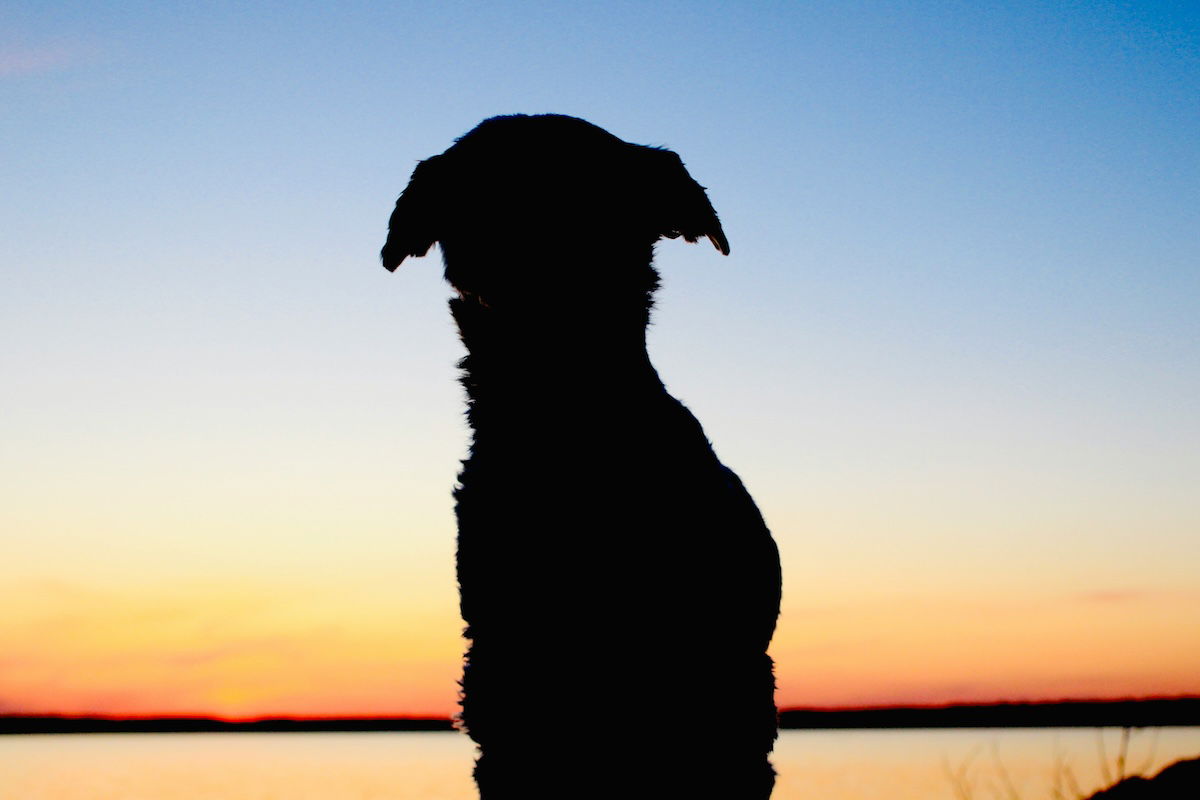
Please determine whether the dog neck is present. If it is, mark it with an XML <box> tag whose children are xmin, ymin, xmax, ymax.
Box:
<box><xmin>449</xmin><ymin>292</ymin><xmax>668</xmax><ymax>423</ymax></box>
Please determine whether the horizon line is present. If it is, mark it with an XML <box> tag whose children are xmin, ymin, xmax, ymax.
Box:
<box><xmin>4</xmin><ymin>694</ymin><xmax>1197</xmax><ymax>725</ymax></box>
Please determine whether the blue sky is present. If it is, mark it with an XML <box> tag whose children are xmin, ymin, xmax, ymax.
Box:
<box><xmin>2</xmin><ymin>2</ymin><xmax>1198</xmax><ymax>713</ymax></box>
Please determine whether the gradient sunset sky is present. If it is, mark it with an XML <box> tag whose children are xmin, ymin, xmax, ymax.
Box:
<box><xmin>3</xmin><ymin>2</ymin><xmax>1198</xmax><ymax>718</ymax></box>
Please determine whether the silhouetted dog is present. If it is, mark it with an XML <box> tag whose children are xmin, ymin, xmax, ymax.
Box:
<box><xmin>383</xmin><ymin>114</ymin><xmax>781</xmax><ymax>799</ymax></box>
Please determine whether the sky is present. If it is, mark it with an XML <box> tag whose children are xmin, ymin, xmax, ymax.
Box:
<box><xmin>2</xmin><ymin>1</ymin><xmax>1198</xmax><ymax>718</ymax></box>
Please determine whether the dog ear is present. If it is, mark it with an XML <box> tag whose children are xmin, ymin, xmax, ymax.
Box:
<box><xmin>381</xmin><ymin>155</ymin><xmax>447</xmax><ymax>272</ymax></box>
<box><xmin>650</xmin><ymin>149</ymin><xmax>730</xmax><ymax>255</ymax></box>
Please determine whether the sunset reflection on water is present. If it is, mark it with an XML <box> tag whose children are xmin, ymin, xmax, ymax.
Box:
<box><xmin>2</xmin><ymin>728</ymin><xmax>1197</xmax><ymax>800</ymax></box>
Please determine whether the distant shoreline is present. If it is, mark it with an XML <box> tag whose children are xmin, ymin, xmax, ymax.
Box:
<box><xmin>3</xmin><ymin>697</ymin><xmax>1197</xmax><ymax>734</ymax></box>
<box><xmin>779</xmin><ymin>697</ymin><xmax>1200</xmax><ymax>729</ymax></box>
<box><xmin>0</xmin><ymin>716</ymin><xmax>455</xmax><ymax>735</ymax></box>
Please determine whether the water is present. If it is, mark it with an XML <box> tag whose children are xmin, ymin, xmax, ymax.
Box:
<box><xmin>1</xmin><ymin>728</ymin><xmax>1197</xmax><ymax>799</ymax></box>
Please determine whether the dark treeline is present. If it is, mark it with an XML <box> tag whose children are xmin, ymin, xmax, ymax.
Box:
<box><xmin>780</xmin><ymin>697</ymin><xmax>1200</xmax><ymax>729</ymax></box>
<box><xmin>4</xmin><ymin>697</ymin><xmax>1197</xmax><ymax>734</ymax></box>
<box><xmin>0</xmin><ymin>716</ymin><xmax>454</xmax><ymax>734</ymax></box>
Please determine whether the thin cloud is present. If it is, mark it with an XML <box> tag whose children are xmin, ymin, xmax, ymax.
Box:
<box><xmin>167</xmin><ymin>628</ymin><xmax>340</xmax><ymax>668</ymax></box>
<box><xmin>0</xmin><ymin>42</ymin><xmax>82</xmax><ymax>78</ymax></box>
<box><xmin>1077</xmin><ymin>589</ymin><xmax>1152</xmax><ymax>604</ymax></box>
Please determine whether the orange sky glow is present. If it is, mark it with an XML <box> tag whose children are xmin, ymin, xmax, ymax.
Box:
<box><xmin>4</xmin><ymin>573</ymin><xmax>1197</xmax><ymax>719</ymax></box>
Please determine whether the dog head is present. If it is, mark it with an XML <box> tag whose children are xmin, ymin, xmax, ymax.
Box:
<box><xmin>381</xmin><ymin>114</ymin><xmax>728</xmax><ymax>304</ymax></box>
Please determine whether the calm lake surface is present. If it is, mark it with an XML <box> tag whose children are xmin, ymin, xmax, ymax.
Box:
<box><xmin>2</xmin><ymin>728</ymin><xmax>1197</xmax><ymax>799</ymax></box>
